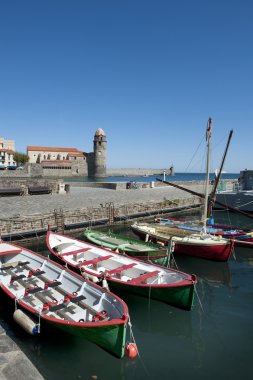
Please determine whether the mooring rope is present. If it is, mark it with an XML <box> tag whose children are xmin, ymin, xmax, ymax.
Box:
<box><xmin>128</xmin><ymin>316</ymin><xmax>150</xmax><ymax>376</ymax></box>
<box><xmin>231</xmin><ymin>245</ymin><xmax>236</xmax><ymax>261</ymax></box>
<box><xmin>194</xmin><ymin>286</ymin><xmax>204</xmax><ymax>312</ymax></box>
<box><xmin>38</xmin><ymin>311</ymin><xmax>41</xmax><ymax>334</ymax></box>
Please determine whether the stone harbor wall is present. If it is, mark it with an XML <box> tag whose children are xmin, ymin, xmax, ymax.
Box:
<box><xmin>106</xmin><ymin>168</ymin><xmax>165</xmax><ymax>176</ymax></box>
<box><xmin>0</xmin><ymin>178</ymin><xmax>64</xmax><ymax>194</ymax></box>
<box><xmin>0</xmin><ymin>196</ymin><xmax>200</xmax><ymax>239</ymax></box>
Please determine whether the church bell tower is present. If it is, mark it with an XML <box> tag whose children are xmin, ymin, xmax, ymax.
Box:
<box><xmin>92</xmin><ymin>128</ymin><xmax>107</xmax><ymax>177</ymax></box>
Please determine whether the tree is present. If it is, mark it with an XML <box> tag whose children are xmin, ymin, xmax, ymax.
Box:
<box><xmin>13</xmin><ymin>152</ymin><xmax>29</xmax><ymax>166</ymax></box>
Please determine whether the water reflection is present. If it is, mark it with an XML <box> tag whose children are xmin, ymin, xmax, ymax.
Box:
<box><xmin>172</xmin><ymin>256</ymin><xmax>231</xmax><ymax>287</ymax></box>
<box><xmin>114</xmin><ymin>292</ymin><xmax>192</xmax><ymax>338</ymax></box>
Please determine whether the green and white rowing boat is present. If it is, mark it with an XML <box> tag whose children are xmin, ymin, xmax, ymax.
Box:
<box><xmin>83</xmin><ymin>229</ymin><xmax>170</xmax><ymax>266</ymax></box>
<box><xmin>47</xmin><ymin>231</ymin><xmax>197</xmax><ymax>311</ymax></box>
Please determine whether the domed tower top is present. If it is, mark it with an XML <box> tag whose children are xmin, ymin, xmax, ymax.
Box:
<box><xmin>95</xmin><ymin>128</ymin><xmax>106</xmax><ymax>137</ymax></box>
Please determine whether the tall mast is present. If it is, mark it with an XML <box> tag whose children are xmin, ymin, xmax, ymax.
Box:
<box><xmin>202</xmin><ymin>117</ymin><xmax>212</xmax><ymax>234</ymax></box>
<box><xmin>207</xmin><ymin>129</ymin><xmax>233</xmax><ymax>217</ymax></box>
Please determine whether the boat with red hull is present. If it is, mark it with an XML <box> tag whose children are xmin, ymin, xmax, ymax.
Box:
<box><xmin>0</xmin><ymin>240</ymin><xmax>130</xmax><ymax>358</ymax></box>
<box><xmin>131</xmin><ymin>222</ymin><xmax>234</xmax><ymax>262</ymax></box>
<box><xmin>154</xmin><ymin>217</ymin><xmax>253</xmax><ymax>248</ymax></box>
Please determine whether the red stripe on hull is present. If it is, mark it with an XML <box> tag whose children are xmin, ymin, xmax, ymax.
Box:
<box><xmin>173</xmin><ymin>242</ymin><xmax>232</xmax><ymax>261</ymax></box>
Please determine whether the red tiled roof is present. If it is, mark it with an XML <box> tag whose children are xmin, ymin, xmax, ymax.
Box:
<box><xmin>0</xmin><ymin>149</ymin><xmax>15</xmax><ymax>154</ymax></box>
<box><xmin>27</xmin><ymin>146</ymin><xmax>83</xmax><ymax>153</ymax></box>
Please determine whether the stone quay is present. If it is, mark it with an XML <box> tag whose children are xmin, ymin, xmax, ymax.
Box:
<box><xmin>0</xmin><ymin>181</ymin><xmax>206</xmax><ymax>240</ymax></box>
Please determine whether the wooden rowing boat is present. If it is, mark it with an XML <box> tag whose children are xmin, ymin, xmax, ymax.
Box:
<box><xmin>154</xmin><ymin>216</ymin><xmax>253</xmax><ymax>248</ymax></box>
<box><xmin>46</xmin><ymin>231</ymin><xmax>197</xmax><ymax>311</ymax></box>
<box><xmin>131</xmin><ymin>222</ymin><xmax>234</xmax><ymax>262</ymax></box>
<box><xmin>83</xmin><ymin>229</ymin><xmax>170</xmax><ymax>266</ymax></box>
<box><xmin>0</xmin><ymin>241</ymin><xmax>129</xmax><ymax>358</ymax></box>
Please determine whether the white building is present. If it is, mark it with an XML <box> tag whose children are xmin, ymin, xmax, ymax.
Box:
<box><xmin>27</xmin><ymin>146</ymin><xmax>86</xmax><ymax>164</ymax></box>
<box><xmin>0</xmin><ymin>137</ymin><xmax>16</xmax><ymax>169</ymax></box>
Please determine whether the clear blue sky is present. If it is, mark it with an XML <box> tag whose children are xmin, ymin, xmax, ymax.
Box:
<box><xmin>0</xmin><ymin>0</ymin><xmax>252</xmax><ymax>172</ymax></box>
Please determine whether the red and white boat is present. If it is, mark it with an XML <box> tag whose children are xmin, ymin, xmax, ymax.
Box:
<box><xmin>131</xmin><ymin>222</ymin><xmax>234</xmax><ymax>261</ymax></box>
<box><xmin>132</xmin><ymin>118</ymin><xmax>235</xmax><ymax>262</ymax></box>
<box><xmin>0</xmin><ymin>240</ymin><xmax>130</xmax><ymax>358</ymax></box>
<box><xmin>154</xmin><ymin>216</ymin><xmax>253</xmax><ymax>248</ymax></box>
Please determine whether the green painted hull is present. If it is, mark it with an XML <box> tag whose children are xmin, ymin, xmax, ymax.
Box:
<box><xmin>84</xmin><ymin>229</ymin><xmax>169</xmax><ymax>266</ymax></box>
<box><xmin>44</xmin><ymin>318</ymin><xmax>127</xmax><ymax>358</ymax></box>
<box><xmin>107</xmin><ymin>280</ymin><xmax>195</xmax><ymax>311</ymax></box>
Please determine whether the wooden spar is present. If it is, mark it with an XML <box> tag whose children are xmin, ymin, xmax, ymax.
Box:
<box><xmin>156</xmin><ymin>178</ymin><xmax>205</xmax><ymax>198</ymax></box>
<box><xmin>207</xmin><ymin>129</ymin><xmax>233</xmax><ymax>217</ymax></box>
<box><xmin>208</xmin><ymin>198</ymin><xmax>253</xmax><ymax>220</ymax></box>
<box><xmin>156</xmin><ymin>178</ymin><xmax>253</xmax><ymax>220</ymax></box>
<box><xmin>233</xmin><ymin>239</ymin><xmax>253</xmax><ymax>246</ymax></box>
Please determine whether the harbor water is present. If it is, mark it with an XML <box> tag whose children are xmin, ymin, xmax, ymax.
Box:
<box><xmin>0</xmin><ymin>209</ymin><xmax>252</xmax><ymax>380</ymax></box>
<box><xmin>66</xmin><ymin>172</ymin><xmax>239</xmax><ymax>184</ymax></box>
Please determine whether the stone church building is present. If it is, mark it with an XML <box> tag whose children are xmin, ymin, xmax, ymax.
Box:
<box><xmin>27</xmin><ymin>128</ymin><xmax>107</xmax><ymax>178</ymax></box>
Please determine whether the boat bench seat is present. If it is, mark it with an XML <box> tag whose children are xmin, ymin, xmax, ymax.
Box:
<box><xmin>25</xmin><ymin>289</ymin><xmax>54</xmax><ymax>304</ymax></box>
<box><xmin>26</xmin><ymin>286</ymin><xmax>44</xmax><ymax>294</ymax></box>
<box><xmin>1</xmin><ymin>257</ymin><xmax>27</xmax><ymax>273</ymax></box>
<box><xmin>43</xmin><ymin>295</ymin><xmax>81</xmax><ymax>313</ymax></box>
<box><xmin>21</xmin><ymin>263</ymin><xmax>62</xmax><ymax>289</ymax></box>
<box><xmin>10</xmin><ymin>273</ymin><xmax>26</xmax><ymax>282</ymax></box>
<box><xmin>49</xmin><ymin>303</ymin><xmax>67</xmax><ymax>312</ymax></box>
<box><xmin>8</xmin><ymin>266</ymin><xmax>62</xmax><ymax>295</ymax></box>
<box><xmin>77</xmin><ymin>255</ymin><xmax>113</xmax><ymax>267</ymax></box>
<box><xmin>107</xmin><ymin>263</ymin><xmax>136</xmax><ymax>275</ymax></box>
<box><xmin>30</xmin><ymin>290</ymin><xmax>84</xmax><ymax>311</ymax></box>
<box><xmin>0</xmin><ymin>251</ymin><xmax>23</xmax><ymax>264</ymax></box>
<box><xmin>28</xmin><ymin>269</ymin><xmax>46</xmax><ymax>277</ymax></box>
<box><xmin>61</xmin><ymin>248</ymin><xmax>91</xmax><ymax>257</ymax></box>
<box><xmin>5</xmin><ymin>268</ymin><xmax>38</xmax><ymax>288</ymax></box>
<box><xmin>54</xmin><ymin>242</ymin><xmax>73</xmax><ymax>253</ymax></box>
<box><xmin>127</xmin><ymin>270</ymin><xmax>160</xmax><ymax>284</ymax></box>
<box><xmin>55</xmin><ymin>291</ymin><xmax>108</xmax><ymax>321</ymax></box>
<box><xmin>69</xmin><ymin>294</ymin><xmax>86</xmax><ymax>303</ymax></box>
<box><xmin>76</xmin><ymin>300</ymin><xmax>108</xmax><ymax>321</ymax></box>
<box><xmin>45</xmin><ymin>280</ymin><xmax>62</xmax><ymax>288</ymax></box>
<box><xmin>56</xmin><ymin>305</ymin><xmax>77</xmax><ymax>320</ymax></box>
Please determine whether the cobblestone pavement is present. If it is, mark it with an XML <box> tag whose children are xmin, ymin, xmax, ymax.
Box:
<box><xmin>0</xmin><ymin>184</ymin><xmax>205</xmax><ymax>218</ymax></box>
<box><xmin>0</xmin><ymin>325</ymin><xmax>43</xmax><ymax>380</ymax></box>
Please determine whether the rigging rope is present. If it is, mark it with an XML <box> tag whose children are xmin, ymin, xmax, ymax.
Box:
<box><xmin>184</xmin><ymin>134</ymin><xmax>205</xmax><ymax>173</ymax></box>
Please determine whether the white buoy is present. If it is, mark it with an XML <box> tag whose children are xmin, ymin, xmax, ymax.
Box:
<box><xmin>102</xmin><ymin>278</ymin><xmax>109</xmax><ymax>291</ymax></box>
<box><xmin>80</xmin><ymin>269</ymin><xmax>99</xmax><ymax>283</ymax></box>
<box><xmin>13</xmin><ymin>309</ymin><xmax>40</xmax><ymax>335</ymax></box>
